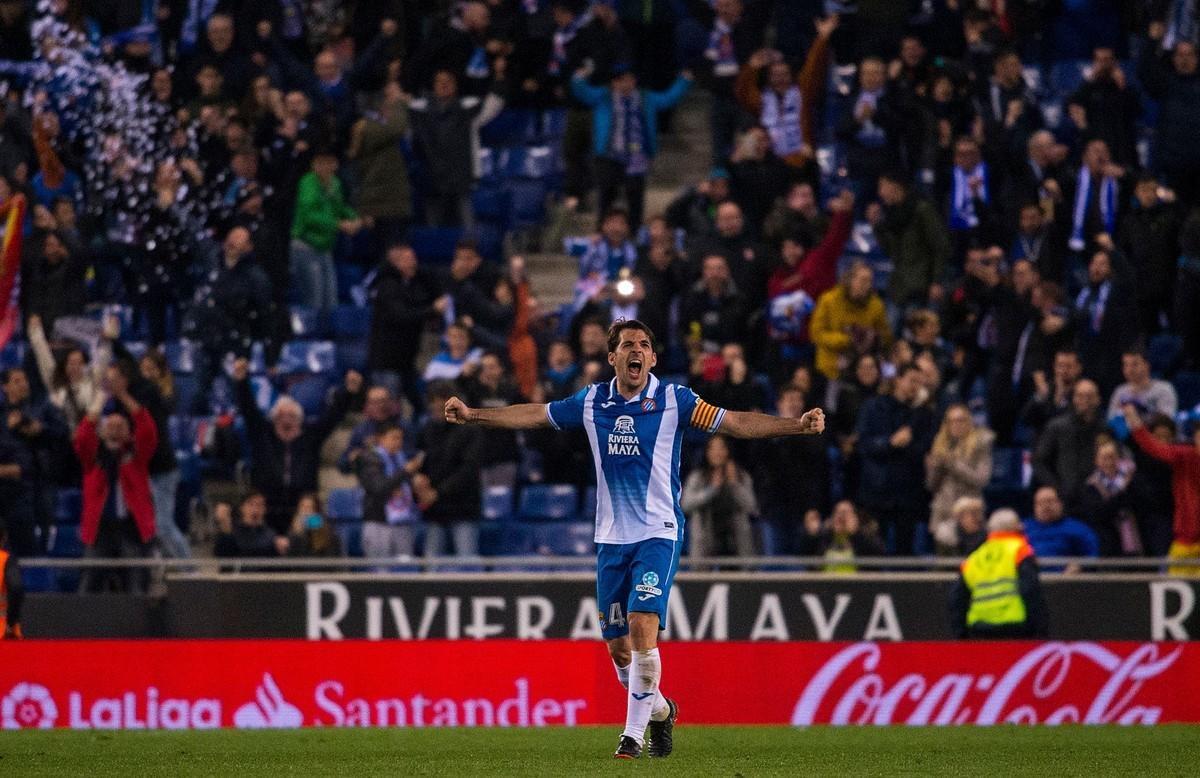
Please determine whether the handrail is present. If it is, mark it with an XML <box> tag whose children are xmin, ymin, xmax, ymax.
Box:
<box><xmin>17</xmin><ymin>555</ymin><xmax>1198</xmax><ymax>572</ymax></box>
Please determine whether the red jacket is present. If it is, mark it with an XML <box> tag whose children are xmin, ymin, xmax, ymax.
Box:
<box><xmin>74</xmin><ymin>408</ymin><xmax>158</xmax><ymax>546</ymax></box>
<box><xmin>1133</xmin><ymin>427</ymin><xmax>1200</xmax><ymax>544</ymax></box>
<box><xmin>766</xmin><ymin>209</ymin><xmax>852</xmax><ymax>342</ymax></box>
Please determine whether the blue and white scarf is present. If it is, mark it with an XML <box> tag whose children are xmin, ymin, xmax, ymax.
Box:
<box><xmin>762</xmin><ymin>87</ymin><xmax>804</xmax><ymax>157</ymax></box>
<box><xmin>706</xmin><ymin>20</ymin><xmax>738</xmax><ymax>77</ymax></box>
<box><xmin>376</xmin><ymin>446</ymin><xmax>417</xmax><ymax>524</ymax></box>
<box><xmin>609</xmin><ymin>92</ymin><xmax>649</xmax><ymax>175</ymax></box>
<box><xmin>1069</xmin><ymin>166</ymin><xmax>1117</xmax><ymax>251</ymax></box>
<box><xmin>1166</xmin><ymin>0</ymin><xmax>1198</xmax><ymax>49</ymax></box>
<box><xmin>549</xmin><ymin>11</ymin><xmax>591</xmax><ymax>76</ymax></box>
<box><xmin>950</xmin><ymin>163</ymin><xmax>988</xmax><ymax>231</ymax></box>
<box><xmin>579</xmin><ymin>238</ymin><xmax>637</xmax><ymax>280</ymax></box>
<box><xmin>853</xmin><ymin>89</ymin><xmax>885</xmax><ymax>147</ymax></box>
<box><xmin>180</xmin><ymin>0</ymin><xmax>220</xmax><ymax>53</ymax></box>
<box><xmin>1075</xmin><ymin>280</ymin><xmax>1112</xmax><ymax>335</ymax></box>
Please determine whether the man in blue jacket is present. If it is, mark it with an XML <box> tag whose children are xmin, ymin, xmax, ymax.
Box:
<box><xmin>572</xmin><ymin>63</ymin><xmax>693</xmax><ymax>229</ymax></box>
<box><xmin>1023</xmin><ymin>486</ymin><xmax>1100</xmax><ymax>572</ymax></box>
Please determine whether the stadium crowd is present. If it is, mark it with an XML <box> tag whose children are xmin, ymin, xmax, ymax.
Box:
<box><xmin>1</xmin><ymin>0</ymin><xmax>1199</xmax><ymax>590</ymax></box>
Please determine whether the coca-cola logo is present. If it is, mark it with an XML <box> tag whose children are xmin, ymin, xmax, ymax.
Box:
<box><xmin>792</xmin><ymin>642</ymin><xmax>1184</xmax><ymax>726</ymax></box>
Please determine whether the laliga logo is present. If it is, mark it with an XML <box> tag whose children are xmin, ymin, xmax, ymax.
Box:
<box><xmin>2</xmin><ymin>683</ymin><xmax>58</xmax><ymax>729</ymax></box>
<box><xmin>791</xmin><ymin>642</ymin><xmax>1183</xmax><ymax>726</ymax></box>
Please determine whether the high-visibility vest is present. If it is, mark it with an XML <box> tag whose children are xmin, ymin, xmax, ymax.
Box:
<box><xmin>0</xmin><ymin>548</ymin><xmax>8</xmax><ymax>636</ymax></box>
<box><xmin>961</xmin><ymin>531</ymin><xmax>1034</xmax><ymax>628</ymax></box>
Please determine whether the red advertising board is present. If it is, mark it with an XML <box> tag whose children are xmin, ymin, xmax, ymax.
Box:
<box><xmin>0</xmin><ymin>641</ymin><xmax>1195</xmax><ymax>730</ymax></box>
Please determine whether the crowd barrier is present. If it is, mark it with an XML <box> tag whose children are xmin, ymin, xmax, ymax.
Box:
<box><xmin>0</xmin><ymin>640</ymin><xmax>1193</xmax><ymax>730</ymax></box>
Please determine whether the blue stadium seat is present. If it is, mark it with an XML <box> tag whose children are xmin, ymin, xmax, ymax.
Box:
<box><xmin>505</xmin><ymin>179</ymin><xmax>547</xmax><ymax>227</ymax></box>
<box><xmin>479</xmin><ymin>522</ymin><xmax>533</xmax><ymax>556</ymax></box>
<box><xmin>336</xmin><ymin>263</ymin><xmax>367</xmax><ymax>304</ymax></box>
<box><xmin>479</xmin><ymin>108</ymin><xmax>539</xmax><ymax>146</ymax></box>
<box><xmin>290</xmin><ymin>306</ymin><xmax>326</xmax><ymax>338</ymax></box>
<box><xmin>287</xmin><ymin>374</ymin><xmax>334</xmax><ymax>416</ymax></box>
<box><xmin>172</xmin><ymin>375</ymin><xmax>199</xmax><ymax>415</ymax></box>
<box><xmin>48</xmin><ymin>523</ymin><xmax>83</xmax><ymax>558</ymax></box>
<box><xmin>1148</xmin><ymin>334</ymin><xmax>1182</xmax><ymax>378</ymax></box>
<box><xmin>0</xmin><ymin>341</ymin><xmax>25</xmax><ymax>370</ymax></box>
<box><xmin>335</xmin><ymin>341</ymin><xmax>369</xmax><ymax>373</ymax></box>
<box><xmin>538</xmin><ymin>110</ymin><xmax>567</xmax><ymax>142</ymax></box>
<box><xmin>1175</xmin><ymin>371</ymin><xmax>1200</xmax><ymax>409</ymax></box>
<box><xmin>54</xmin><ymin>488</ymin><xmax>82</xmax><ymax>523</ymax></box>
<box><xmin>482</xmin><ymin>485</ymin><xmax>515</xmax><ymax>521</ymax></box>
<box><xmin>529</xmin><ymin>522</ymin><xmax>595</xmax><ymax>555</ymax></box>
<box><xmin>501</xmin><ymin>145</ymin><xmax>556</xmax><ymax>179</ymax></box>
<box><xmin>279</xmin><ymin>341</ymin><xmax>337</xmax><ymax>374</ymax></box>
<box><xmin>21</xmin><ymin>568</ymin><xmax>56</xmax><ymax>593</ymax></box>
<box><xmin>327</xmin><ymin>488</ymin><xmax>364</xmax><ymax>521</ymax></box>
<box><xmin>407</xmin><ymin>226</ymin><xmax>464</xmax><ymax>264</ymax></box>
<box><xmin>472</xmin><ymin>184</ymin><xmax>511</xmax><ymax>225</ymax></box>
<box><xmin>331</xmin><ymin>305</ymin><xmax>371</xmax><ymax>339</ymax></box>
<box><xmin>518</xmin><ymin>484</ymin><xmax>579</xmax><ymax>521</ymax></box>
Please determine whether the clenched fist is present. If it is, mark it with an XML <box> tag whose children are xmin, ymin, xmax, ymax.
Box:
<box><xmin>444</xmin><ymin>396</ymin><xmax>473</xmax><ymax>424</ymax></box>
<box><xmin>799</xmin><ymin>408</ymin><xmax>825</xmax><ymax>435</ymax></box>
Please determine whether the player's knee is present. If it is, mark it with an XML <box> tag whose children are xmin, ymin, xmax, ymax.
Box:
<box><xmin>627</xmin><ymin>612</ymin><xmax>659</xmax><ymax>649</ymax></box>
<box><xmin>607</xmin><ymin>639</ymin><xmax>631</xmax><ymax>667</ymax></box>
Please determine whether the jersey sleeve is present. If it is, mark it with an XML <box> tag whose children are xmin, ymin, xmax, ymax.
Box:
<box><xmin>676</xmin><ymin>385</ymin><xmax>727</xmax><ymax>434</ymax></box>
<box><xmin>545</xmin><ymin>387</ymin><xmax>589</xmax><ymax>430</ymax></box>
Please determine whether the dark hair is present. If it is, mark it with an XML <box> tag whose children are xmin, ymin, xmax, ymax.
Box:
<box><xmin>601</xmin><ymin>207</ymin><xmax>629</xmax><ymax>224</ymax></box>
<box><xmin>454</xmin><ymin>238</ymin><xmax>480</xmax><ymax>256</ymax></box>
<box><xmin>1146</xmin><ymin>413</ymin><xmax>1177</xmax><ymax>436</ymax></box>
<box><xmin>376</xmin><ymin>421</ymin><xmax>402</xmax><ymax>438</ymax></box>
<box><xmin>1122</xmin><ymin>346</ymin><xmax>1148</xmax><ymax>361</ymax></box>
<box><xmin>425</xmin><ymin>380</ymin><xmax>457</xmax><ymax>402</ymax></box>
<box><xmin>1054</xmin><ymin>348</ymin><xmax>1081</xmax><ymax>362</ymax></box>
<box><xmin>878</xmin><ymin>168</ymin><xmax>910</xmax><ymax>188</ymax></box>
<box><xmin>51</xmin><ymin>343</ymin><xmax>89</xmax><ymax>391</ymax></box>
<box><xmin>239</xmin><ymin>488</ymin><xmax>265</xmax><ymax>505</ymax></box>
<box><xmin>606</xmin><ymin>319</ymin><xmax>656</xmax><ymax>354</ymax></box>
<box><xmin>0</xmin><ymin>367</ymin><xmax>24</xmax><ymax>385</ymax></box>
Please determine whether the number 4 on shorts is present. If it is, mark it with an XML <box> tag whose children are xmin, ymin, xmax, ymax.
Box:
<box><xmin>608</xmin><ymin>602</ymin><xmax>626</xmax><ymax>627</ymax></box>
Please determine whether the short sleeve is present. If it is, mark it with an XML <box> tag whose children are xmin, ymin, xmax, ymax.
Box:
<box><xmin>676</xmin><ymin>385</ymin><xmax>726</xmax><ymax>434</ymax></box>
<box><xmin>546</xmin><ymin>387</ymin><xmax>589</xmax><ymax>430</ymax></box>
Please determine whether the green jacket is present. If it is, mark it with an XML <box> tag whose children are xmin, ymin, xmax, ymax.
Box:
<box><xmin>875</xmin><ymin>196</ymin><xmax>951</xmax><ymax>306</ymax></box>
<box><xmin>352</xmin><ymin>105</ymin><xmax>411</xmax><ymax>220</ymax></box>
<box><xmin>291</xmin><ymin>172</ymin><xmax>358</xmax><ymax>252</ymax></box>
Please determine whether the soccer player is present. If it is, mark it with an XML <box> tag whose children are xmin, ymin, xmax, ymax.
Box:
<box><xmin>444</xmin><ymin>319</ymin><xmax>824</xmax><ymax>758</ymax></box>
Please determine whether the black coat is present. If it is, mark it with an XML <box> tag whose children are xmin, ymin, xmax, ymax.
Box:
<box><xmin>415</xmin><ymin>420</ymin><xmax>483</xmax><ymax>523</ymax></box>
<box><xmin>192</xmin><ymin>256</ymin><xmax>275</xmax><ymax>356</ymax></box>
<box><xmin>854</xmin><ymin>394</ymin><xmax>935</xmax><ymax>512</ymax></box>
<box><xmin>1119</xmin><ymin>202</ymin><xmax>1181</xmax><ymax>308</ymax></box>
<box><xmin>368</xmin><ymin>263</ymin><xmax>441</xmax><ymax>370</ymax></box>
<box><xmin>752</xmin><ymin>433</ymin><xmax>830</xmax><ymax>521</ymax></box>
<box><xmin>20</xmin><ymin>239</ymin><xmax>87</xmax><ymax>333</ymax></box>
<box><xmin>235</xmin><ymin>378</ymin><xmax>354</xmax><ymax>533</ymax></box>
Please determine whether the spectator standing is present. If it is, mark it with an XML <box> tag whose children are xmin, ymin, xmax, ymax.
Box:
<box><xmin>1021</xmin><ymin>349</ymin><xmax>1084</xmax><ymax>438</ymax></box>
<box><xmin>232</xmin><ymin>358</ymin><xmax>362</xmax><ymax>533</ymax></box>
<box><xmin>572</xmin><ymin>64</ymin><xmax>693</xmax><ymax>229</ymax></box>
<box><xmin>1033</xmin><ymin>378</ymin><xmax>1106</xmax><ymax>513</ymax></box>
<box><xmin>25</xmin><ymin>314</ymin><xmax>111</xmax><ymax>432</ymax></box>
<box><xmin>855</xmin><ymin>363</ymin><xmax>936</xmax><ymax>555</ymax></box>
<box><xmin>1139</xmin><ymin>25</ymin><xmax>1200</xmax><ymax>205</ymax></box>
<box><xmin>347</xmin><ymin>83</ymin><xmax>412</xmax><ymax>245</ymax></box>
<box><xmin>752</xmin><ymin>385</ymin><xmax>829</xmax><ymax>555</ymax></box>
<box><xmin>679</xmin><ymin>254</ymin><xmax>747</xmax><ymax>352</ymax></box>
<box><xmin>810</xmin><ymin>261</ymin><xmax>892</xmax><ymax>380</ymax></box>
<box><xmin>1068</xmin><ymin>46</ymin><xmax>1140</xmax><ymax>168</ymax></box>
<box><xmin>367</xmin><ymin>244</ymin><xmax>441</xmax><ymax>415</ymax></box>
<box><xmin>1078</xmin><ymin>439</ymin><xmax>1139</xmax><ymax>556</ymax></box>
<box><xmin>286</xmin><ymin>493</ymin><xmax>342</xmax><ymax>558</ymax></box>
<box><xmin>1179</xmin><ymin>212</ymin><xmax>1200</xmax><ymax>369</ymax></box>
<box><xmin>358</xmin><ymin>423</ymin><xmax>422</xmax><ymax>560</ymax></box>
<box><xmin>680</xmin><ymin>435</ymin><xmax>757</xmax><ymax>560</ymax></box>
<box><xmin>1124</xmin><ymin>404</ymin><xmax>1200</xmax><ymax>575</ymax></box>
<box><xmin>75</xmin><ymin>387</ymin><xmax>158</xmax><ymax>593</ymax></box>
<box><xmin>870</xmin><ymin>171</ymin><xmax>952</xmax><ymax>309</ymax></box>
<box><xmin>412</xmin><ymin>383</ymin><xmax>484</xmax><ymax>559</ymax></box>
<box><xmin>213</xmin><ymin>492</ymin><xmax>289</xmax><ymax>558</ymax></box>
<box><xmin>1073</xmin><ymin>239</ymin><xmax>1139</xmax><ymax>400</ymax></box>
<box><xmin>290</xmin><ymin>150</ymin><xmax>364</xmax><ymax>314</ymax></box>
<box><xmin>798</xmin><ymin>501</ymin><xmax>886</xmax><ymax>573</ymax></box>
<box><xmin>338</xmin><ymin>385</ymin><xmax>405</xmax><ymax>474</ymax></box>
<box><xmin>1119</xmin><ymin>176</ymin><xmax>1181</xmax><ymax>335</ymax></box>
<box><xmin>697</xmin><ymin>0</ymin><xmax>763</xmax><ymax>163</ymax></box>
<box><xmin>950</xmin><ymin>509</ymin><xmax>1048</xmax><ymax>638</ymax></box>
<box><xmin>1106</xmin><ymin>350</ymin><xmax>1178</xmax><ymax>423</ymax></box>
<box><xmin>423</xmin><ymin>321</ymin><xmax>484</xmax><ymax>383</ymax></box>
<box><xmin>926</xmin><ymin>404</ymin><xmax>995</xmax><ymax>554</ymax></box>
<box><xmin>763</xmin><ymin>181</ymin><xmax>829</xmax><ymax>250</ymax></box>
<box><xmin>836</xmin><ymin>56</ymin><xmax>902</xmax><ymax>197</ymax></box>
<box><xmin>408</xmin><ymin>67</ymin><xmax>506</xmax><ymax>227</ymax></box>
<box><xmin>1023</xmin><ymin>486</ymin><xmax>1100</xmax><ymax>572</ymax></box>
<box><xmin>1128</xmin><ymin>414</ymin><xmax>1179</xmax><ymax>558</ymax></box>
<box><xmin>19</xmin><ymin>230</ymin><xmax>86</xmax><ymax>334</ymax></box>
<box><xmin>1</xmin><ymin>368</ymin><xmax>65</xmax><ymax>555</ymax></box>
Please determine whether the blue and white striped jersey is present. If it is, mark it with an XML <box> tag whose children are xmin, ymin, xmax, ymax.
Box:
<box><xmin>545</xmin><ymin>374</ymin><xmax>726</xmax><ymax>544</ymax></box>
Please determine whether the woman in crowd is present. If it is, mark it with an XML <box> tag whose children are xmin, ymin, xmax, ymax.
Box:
<box><xmin>926</xmin><ymin>403</ymin><xmax>994</xmax><ymax>553</ymax></box>
<box><xmin>680</xmin><ymin>435</ymin><xmax>757</xmax><ymax>562</ymax></box>
<box><xmin>287</xmin><ymin>493</ymin><xmax>342</xmax><ymax>557</ymax></box>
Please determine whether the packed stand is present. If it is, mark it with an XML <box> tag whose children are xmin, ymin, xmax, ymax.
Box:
<box><xmin>0</xmin><ymin>1</ymin><xmax>1198</xmax><ymax>587</ymax></box>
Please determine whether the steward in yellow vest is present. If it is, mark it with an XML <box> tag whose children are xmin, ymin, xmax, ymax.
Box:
<box><xmin>949</xmin><ymin>510</ymin><xmax>1047</xmax><ymax>638</ymax></box>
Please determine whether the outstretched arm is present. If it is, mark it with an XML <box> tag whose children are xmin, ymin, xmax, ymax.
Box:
<box><xmin>719</xmin><ymin>408</ymin><xmax>825</xmax><ymax>439</ymax></box>
<box><xmin>445</xmin><ymin>396</ymin><xmax>552</xmax><ymax>430</ymax></box>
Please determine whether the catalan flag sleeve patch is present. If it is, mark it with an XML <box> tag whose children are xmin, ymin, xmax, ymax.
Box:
<box><xmin>690</xmin><ymin>398</ymin><xmax>726</xmax><ymax>433</ymax></box>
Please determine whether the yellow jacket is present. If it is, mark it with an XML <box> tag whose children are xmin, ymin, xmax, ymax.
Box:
<box><xmin>810</xmin><ymin>285</ymin><xmax>892</xmax><ymax>379</ymax></box>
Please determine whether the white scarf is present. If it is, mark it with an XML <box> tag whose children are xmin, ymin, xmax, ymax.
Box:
<box><xmin>1069</xmin><ymin>166</ymin><xmax>1117</xmax><ymax>251</ymax></box>
<box><xmin>950</xmin><ymin>163</ymin><xmax>987</xmax><ymax>230</ymax></box>
<box><xmin>761</xmin><ymin>87</ymin><xmax>804</xmax><ymax>157</ymax></box>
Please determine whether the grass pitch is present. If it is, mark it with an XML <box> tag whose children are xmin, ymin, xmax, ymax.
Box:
<box><xmin>2</xmin><ymin>725</ymin><xmax>1198</xmax><ymax>776</ymax></box>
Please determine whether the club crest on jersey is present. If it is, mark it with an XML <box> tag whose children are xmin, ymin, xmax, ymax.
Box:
<box><xmin>607</xmin><ymin>415</ymin><xmax>642</xmax><ymax>456</ymax></box>
<box><xmin>641</xmin><ymin>398</ymin><xmax>656</xmax><ymax>412</ymax></box>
